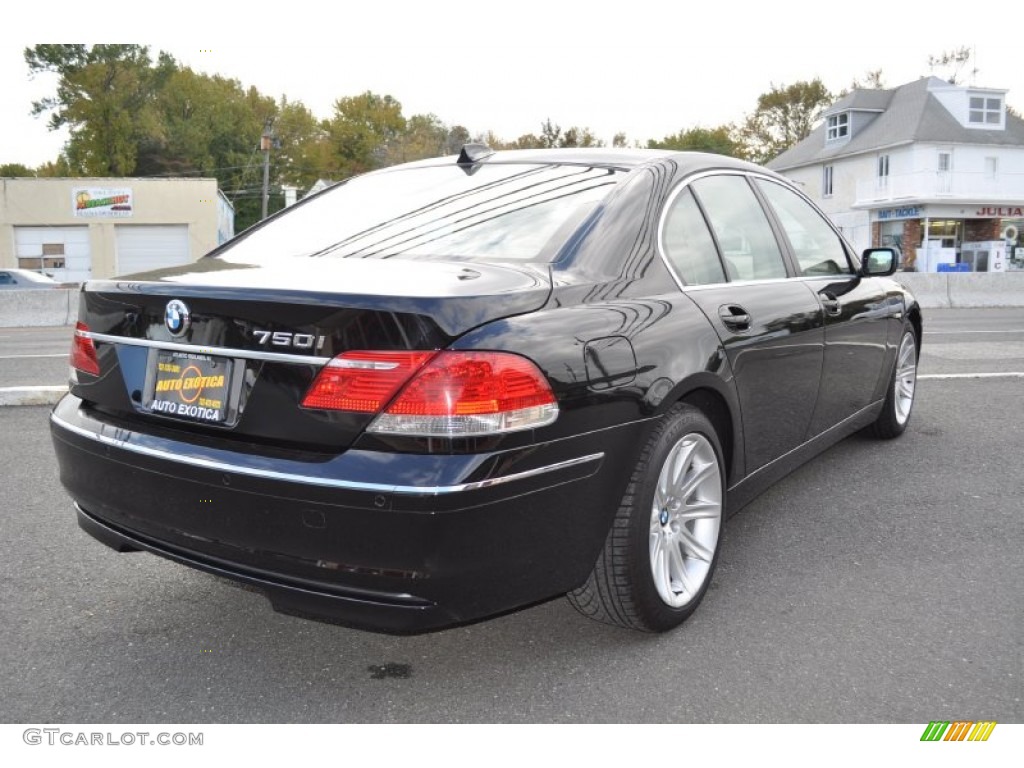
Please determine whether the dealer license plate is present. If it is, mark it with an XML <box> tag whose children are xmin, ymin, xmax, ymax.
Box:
<box><xmin>147</xmin><ymin>350</ymin><xmax>233</xmax><ymax>424</ymax></box>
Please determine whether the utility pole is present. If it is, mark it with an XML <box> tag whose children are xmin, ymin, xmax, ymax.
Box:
<box><xmin>260</xmin><ymin>118</ymin><xmax>274</xmax><ymax>221</ymax></box>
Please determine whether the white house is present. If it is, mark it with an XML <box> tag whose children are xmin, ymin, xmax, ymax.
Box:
<box><xmin>769</xmin><ymin>77</ymin><xmax>1024</xmax><ymax>273</ymax></box>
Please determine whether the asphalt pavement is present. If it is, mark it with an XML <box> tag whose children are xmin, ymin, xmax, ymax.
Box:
<box><xmin>0</xmin><ymin>310</ymin><xmax>1021</xmax><ymax>723</ymax></box>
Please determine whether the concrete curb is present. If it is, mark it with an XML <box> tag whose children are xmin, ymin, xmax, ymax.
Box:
<box><xmin>0</xmin><ymin>386</ymin><xmax>67</xmax><ymax>407</ymax></box>
<box><xmin>894</xmin><ymin>273</ymin><xmax>950</xmax><ymax>308</ymax></box>
<box><xmin>0</xmin><ymin>289</ymin><xmax>77</xmax><ymax>327</ymax></box>
<box><xmin>894</xmin><ymin>272</ymin><xmax>1024</xmax><ymax>308</ymax></box>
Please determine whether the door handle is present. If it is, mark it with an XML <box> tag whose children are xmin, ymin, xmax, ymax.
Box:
<box><xmin>820</xmin><ymin>291</ymin><xmax>842</xmax><ymax>316</ymax></box>
<box><xmin>718</xmin><ymin>304</ymin><xmax>751</xmax><ymax>331</ymax></box>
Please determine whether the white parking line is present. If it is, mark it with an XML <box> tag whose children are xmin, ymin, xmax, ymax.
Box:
<box><xmin>919</xmin><ymin>372</ymin><xmax>1024</xmax><ymax>379</ymax></box>
<box><xmin>924</xmin><ymin>329</ymin><xmax>1024</xmax><ymax>334</ymax></box>
<box><xmin>0</xmin><ymin>354</ymin><xmax>67</xmax><ymax>359</ymax></box>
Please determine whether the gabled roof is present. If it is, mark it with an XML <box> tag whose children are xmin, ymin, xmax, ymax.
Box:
<box><xmin>769</xmin><ymin>76</ymin><xmax>1024</xmax><ymax>171</ymax></box>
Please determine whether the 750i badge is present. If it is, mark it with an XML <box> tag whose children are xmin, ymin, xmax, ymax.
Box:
<box><xmin>253</xmin><ymin>329</ymin><xmax>326</xmax><ymax>350</ymax></box>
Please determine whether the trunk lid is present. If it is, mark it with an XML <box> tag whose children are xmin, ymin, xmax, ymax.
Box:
<box><xmin>71</xmin><ymin>257</ymin><xmax>550</xmax><ymax>451</ymax></box>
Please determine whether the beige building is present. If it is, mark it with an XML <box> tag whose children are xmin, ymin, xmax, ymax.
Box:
<box><xmin>0</xmin><ymin>177</ymin><xmax>234</xmax><ymax>282</ymax></box>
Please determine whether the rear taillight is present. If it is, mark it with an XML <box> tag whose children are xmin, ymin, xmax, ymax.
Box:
<box><xmin>301</xmin><ymin>351</ymin><xmax>436</xmax><ymax>412</ymax></box>
<box><xmin>70</xmin><ymin>322</ymin><xmax>100</xmax><ymax>376</ymax></box>
<box><xmin>302</xmin><ymin>350</ymin><xmax>558</xmax><ymax>437</ymax></box>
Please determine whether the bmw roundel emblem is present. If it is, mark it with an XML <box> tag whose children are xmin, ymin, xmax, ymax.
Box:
<box><xmin>165</xmin><ymin>299</ymin><xmax>191</xmax><ymax>337</ymax></box>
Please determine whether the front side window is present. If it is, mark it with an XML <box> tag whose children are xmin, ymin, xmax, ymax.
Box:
<box><xmin>756</xmin><ymin>180</ymin><xmax>853</xmax><ymax>276</ymax></box>
<box><xmin>826</xmin><ymin>113</ymin><xmax>849</xmax><ymax>141</ymax></box>
<box><xmin>661</xmin><ymin>188</ymin><xmax>727</xmax><ymax>285</ymax></box>
<box><xmin>969</xmin><ymin>95</ymin><xmax>1003</xmax><ymax>125</ymax></box>
<box><xmin>691</xmin><ymin>175</ymin><xmax>787</xmax><ymax>281</ymax></box>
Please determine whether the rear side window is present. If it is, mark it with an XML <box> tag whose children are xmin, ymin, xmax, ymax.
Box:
<box><xmin>691</xmin><ymin>175</ymin><xmax>787</xmax><ymax>281</ymax></box>
<box><xmin>756</xmin><ymin>179</ymin><xmax>853</xmax><ymax>276</ymax></box>
<box><xmin>661</xmin><ymin>188</ymin><xmax>726</xmax><ymax>285</ymax></box>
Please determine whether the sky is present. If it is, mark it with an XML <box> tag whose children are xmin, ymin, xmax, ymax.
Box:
<box><xmin>3</xmin><ymin>2</ymin><xmax>1023</xmax><ymax>168</ymax></box>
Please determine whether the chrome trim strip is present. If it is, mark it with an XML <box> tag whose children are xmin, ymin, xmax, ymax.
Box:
<box><xmin>50</xmin><ymin>411</ymin><xmax>603</xmax><ymax>495</ymax></box>
<box><xmin>81</xmin><ymin>331</ymin><xmax>332</xmax><ymax>366</ymax></box>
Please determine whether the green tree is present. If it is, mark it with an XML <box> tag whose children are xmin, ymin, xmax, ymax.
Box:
<box><xmin>138</xmin><ymin>67</ymin><xmax>273</xmax><ymax>177</ymax></box>
<box><xmin>326</xmin><ymin>92</ymin><xmax>406</xmax><ymax>177</ymax></box>
<box><xmin>139</xmin><ymin>68</ymin><xmax>279</xmax><ymax>230</ymax></box>
<box><xmin>739</xmin><ymin>79</ymin><xmax>832</xmax><ymax>163</ymax></box>
<box><xmin>384</xmin><ymin>113</ymin><xmax>448</xmax><ymax>164</ymax></box>
<box><xmin>540</xmin><ymin>118</ymin><xmax>561</xmax><ymax>148</ymax></box>
<box><xmin>0</xmin><ymin>163</ymin><xmax>35</xmax><ymax>177</ymax></box>
<box><xmin>508</xmin><ymin>133</ymin><xmax>545</xmax><ymax>149</ymax></box>
<box><xmin>23</xmin><ymin>44</ymin><xmax>331</xmax><ymax>231</ymax></box>
<box><xmin>648</xmin><ymin>125</ymin><xmax>745</xmax><ymax>158</ymax></box>
<box><xmin>269</xmin><ymin>97</ymin><xmax>329</xmax><ymax>190</ymax></box>
<box><xmin>34</xmin><ymin>157</ymin><xmax>74</xmax><ymax>177</ymax></box>
<box><xmin>560</xmin><ymin>126</ymin><xmax>603</xmax><ymax>148</ymax></box>
<box><xmin>25</xmin><ymin>44</ymin><xmax>164</xmax><ymax>175</ymax></box>
<box><xmin>445</xmin><ymin>125</ymin><xmax>471</xmax><ymax>154</ymax></box>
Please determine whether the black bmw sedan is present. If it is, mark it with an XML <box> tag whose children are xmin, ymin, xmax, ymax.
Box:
<box><xmin>50</xmin><ymin>146</ymin><xmax>921</xmax><ymax>633</ymax></box>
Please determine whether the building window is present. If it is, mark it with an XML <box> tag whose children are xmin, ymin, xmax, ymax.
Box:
<box><xmin>969</xmin><ymin>95</ymin><xmax>1002</xmax><ymax>125</ymax></box>
<box><xmin>822</xmin><ymin>165</ymin><xmax>834</xmax><ymax>197</ymax></box>
<box><xmin>877</xmin><ymin>155</ymin><xmax>890</xmax><ymax>187</ymax></box>
<box><xmin>985</xmin><ymin>157</ymin><xmax>998</xmax><ymax>178</ymax></box>
<box><xmin>826</xmin><ymin>113</ymin><xmax>849</xmax><ymax>141</ymax></box>
<box><xmin>938</xmin><ymin>152</ymin><xmax>952</xmax><ymax>172</ymax></box>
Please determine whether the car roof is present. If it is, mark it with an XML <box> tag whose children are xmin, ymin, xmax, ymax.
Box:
<box><xmin>385</xmin><ymin>147</ymin><xmax>780</xmax><ymax>178</ymax></box>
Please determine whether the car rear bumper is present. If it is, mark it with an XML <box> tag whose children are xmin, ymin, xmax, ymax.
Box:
<box><xmin>51</xmin><ymin>395</ymin><xmax>646</xmax><ymax>633</ymax></box>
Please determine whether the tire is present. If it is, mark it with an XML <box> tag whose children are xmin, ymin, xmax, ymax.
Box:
<box><xmin>567</xmin><ymin>404</ymin><xmax>725</xmax><ymax>632</ymax></box>
<box><xmin>871</xmin><ymin>327</ymin><xmax>918</xmax><ymax>439</ymax></box>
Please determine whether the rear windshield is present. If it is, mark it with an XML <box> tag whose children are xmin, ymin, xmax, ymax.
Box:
<box><xmin>217</xmin><ymin>163</ymin><xmax>623</xmax><ymax>264</ymax></box>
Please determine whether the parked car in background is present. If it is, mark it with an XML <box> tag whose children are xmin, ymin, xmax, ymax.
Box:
<box><xmin>50</xmin><ymin>147</ymin><xmax>921</xmax><ymax>634</ymax></box>
<box><xmin>0</xmin><ymin>269</ymin><xmax>59</xmax><ymax>288</ymax></box>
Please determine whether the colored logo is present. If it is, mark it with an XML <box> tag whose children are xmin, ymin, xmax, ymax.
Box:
<box><xmin>920</xmin><ymin>721</ymin><xmax>997</xmax><ymax>742</ymax></box>
<box><xmin>165</xmin><ymin>300</ymin><xmax>191</xmax><ymax>337</ymax></box>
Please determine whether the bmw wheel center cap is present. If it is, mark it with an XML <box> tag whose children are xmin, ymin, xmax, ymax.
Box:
<box><xmin>165</xmin><ymin>299</ymin><xmax>191</xmax><ymax>337</ymax></box>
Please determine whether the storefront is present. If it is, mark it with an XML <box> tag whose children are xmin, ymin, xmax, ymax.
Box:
<box><xmin>870</xmin><ymin>204</ymin><xmax>1023</xmax><ymax>272</ymax></box>
<box><xmin>0</xmin><ymin>178</ymin><xmax>234</xmax><ymax>282</ymax></box>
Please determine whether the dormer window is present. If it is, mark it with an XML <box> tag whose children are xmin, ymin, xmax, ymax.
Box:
<box><xmin>968</xmin><ymin>94</ymin><xmax>1003</xmax><ymax>125</ymax></box>
<box><xmin>826</xmin><ymin>113</ymin><xmax>849</xmax><ymax>141</ymax></box>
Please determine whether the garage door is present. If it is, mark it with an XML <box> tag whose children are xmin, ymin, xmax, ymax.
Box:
<box><xmin>14</xmin><ymin>226</ymin><xmax>92</xmax><ymax>283</ymax></box>
<box><xmin>115</xmin><ymin>225</ymin><xmax>190</xmax><ymax>275</ymax></box>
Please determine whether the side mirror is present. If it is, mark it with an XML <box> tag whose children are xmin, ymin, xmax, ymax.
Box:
<box><xmin>861</xmin><ymin>247</ymin><xmax>898</xmax><ymax>276</ymax></box>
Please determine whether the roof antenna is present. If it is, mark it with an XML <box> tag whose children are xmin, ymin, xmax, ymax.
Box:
<box><xmin>457</xmin><ymin>143</ymin><xmax>495</xmax><ymax>166</ymax></box>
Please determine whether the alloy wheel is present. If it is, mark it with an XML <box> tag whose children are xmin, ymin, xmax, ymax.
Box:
<box><xmin>894</xmin><ymin>333</ymin><xmax>917</xmax><ymax>425</ymax></box>
<box><xmin>648</xmin><ymin>433</ymin><xmax>723</xmax><ymax>608</ymax></box>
